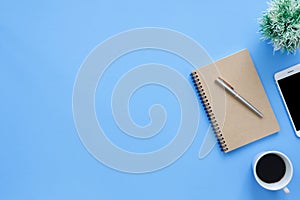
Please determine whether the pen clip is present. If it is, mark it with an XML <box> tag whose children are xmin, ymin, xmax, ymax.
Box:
<box><xmin>217</xmin><ymin>77</ymin><xmax>234</xmax><ymax>90</ymax></box>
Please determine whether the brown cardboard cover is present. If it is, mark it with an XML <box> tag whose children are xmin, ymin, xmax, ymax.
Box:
<box><xmin>192</xmin><ymin>49</ymin><xmax>280</xmax><ymax>152</ymax></box>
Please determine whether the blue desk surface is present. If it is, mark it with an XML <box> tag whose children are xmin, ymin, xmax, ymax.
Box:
<box><xmin>1</xmin><ymin>1</ymin><xmax>300</xmax><ymax>199</ymax></box>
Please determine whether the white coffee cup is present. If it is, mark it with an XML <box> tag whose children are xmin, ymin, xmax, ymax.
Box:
<box><xmin>252</xmin><ymin>151</ymin><xmax>293</xmax><ymax>194</ymax></box>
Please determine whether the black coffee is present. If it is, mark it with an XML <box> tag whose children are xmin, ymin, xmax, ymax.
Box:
<box><xmin>256</xmin><ymin>154</ymin><xmax>286</xmax><ymax>183</ymax></box>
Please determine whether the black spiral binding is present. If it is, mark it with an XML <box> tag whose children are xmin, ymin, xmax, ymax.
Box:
<box><xmin>190</xmin><ymin>71</ymin><xmax>228</xmax><ymax>152</ymax></box>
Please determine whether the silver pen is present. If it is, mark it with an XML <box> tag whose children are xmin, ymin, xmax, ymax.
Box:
<box><xmin>215</xmin><ymin>77</ymin><xmax>263</xmax><ymax>118</ymax></box>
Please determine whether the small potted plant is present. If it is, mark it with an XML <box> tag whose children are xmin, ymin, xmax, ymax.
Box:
<box><xmin>259</xmin><ymin>0</ymin><xmax>300</xmax><ymax>54</ymax></box>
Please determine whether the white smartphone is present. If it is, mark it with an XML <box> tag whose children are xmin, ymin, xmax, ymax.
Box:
<box><xmin>275</xmin><ymin>63</ymin><xmax>300</xmax><ymax>137</ymax></box>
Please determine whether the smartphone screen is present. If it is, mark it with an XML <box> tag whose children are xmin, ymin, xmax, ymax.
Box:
<box><xmin>277</xmin><ymin>71</ymin><xmax>300</xmax><ymax>131</ymax></box>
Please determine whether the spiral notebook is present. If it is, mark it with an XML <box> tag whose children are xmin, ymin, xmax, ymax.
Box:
<box><xmin>191</xmin><ymin>49</ymin><xmax>280</xmax><ymax>153</ymax></box>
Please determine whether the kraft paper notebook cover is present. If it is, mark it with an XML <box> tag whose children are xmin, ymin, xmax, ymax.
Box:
<box><xmin>191</xmin><ymin>49</ymin><xmax>280</xmax><ymax>153</ymax></box>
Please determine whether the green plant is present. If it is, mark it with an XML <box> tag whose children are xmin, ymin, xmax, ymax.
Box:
<box><xmin>259</xmin><ymin>0</ymin><xmax>300</xmax><ymax>53</ymax></box>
